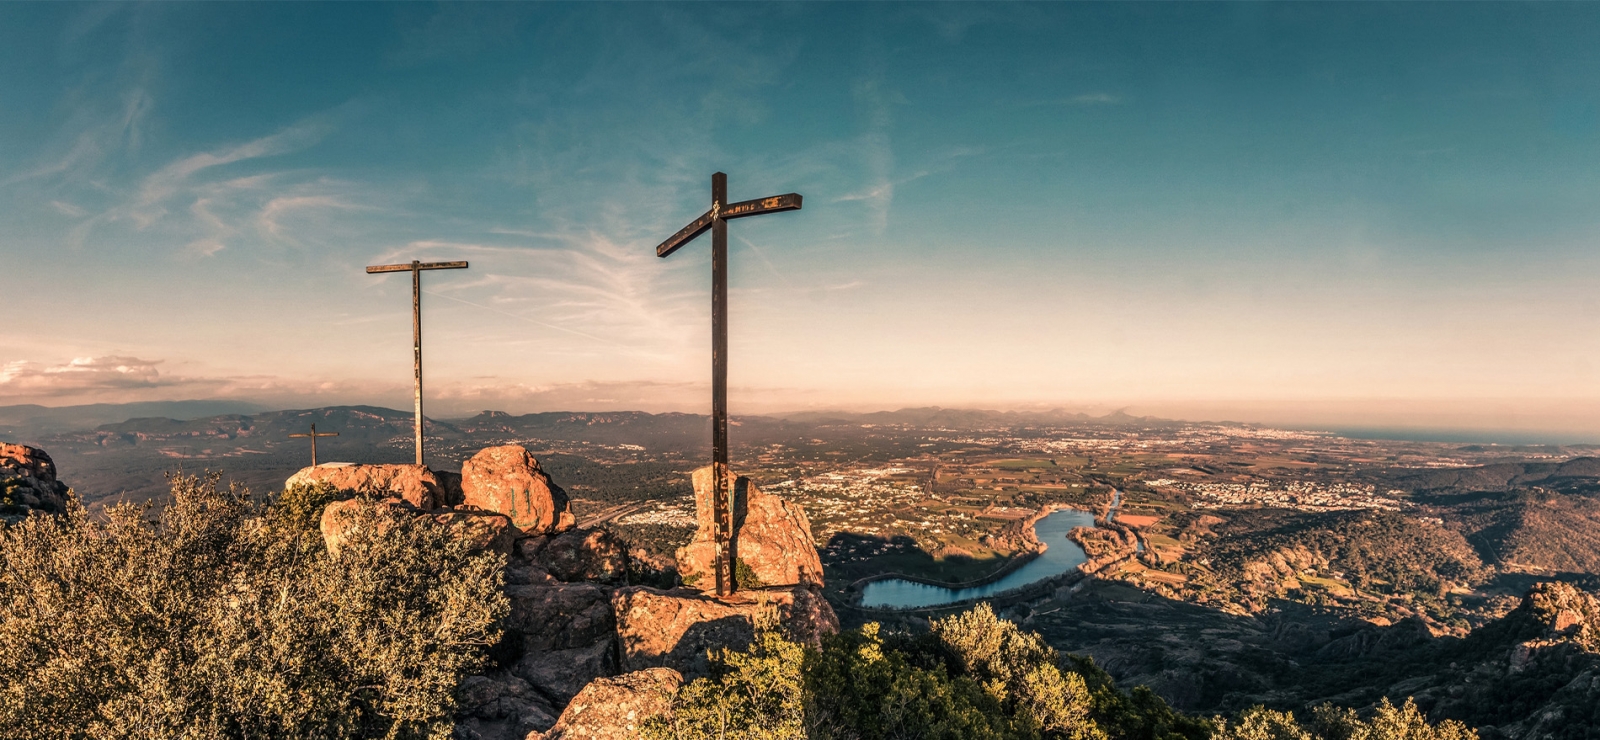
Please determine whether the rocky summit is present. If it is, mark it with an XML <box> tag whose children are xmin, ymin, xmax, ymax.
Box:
<box><xmin>446</xmin><ymin>458</ymin><xmax>837</xmax><ymax>740</ymax></box>
<box><xmin>289</xmin><ymin>449</ymin><xmax>837</xmax><ymax>739</ymax></box>
<box><xmin>0</xmin><ymin>443</ymin><xmax>69</xmax><ymax>524</ymax></box>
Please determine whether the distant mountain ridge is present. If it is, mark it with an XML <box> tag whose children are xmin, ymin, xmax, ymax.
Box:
<box><xmin>0</xmin><ymin>400</ymin><xmax>268</xmax><ymax>441</ymax></box>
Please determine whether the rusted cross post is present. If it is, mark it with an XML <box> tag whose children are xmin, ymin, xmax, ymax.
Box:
<box><xmin>655</xmin><ymin>172</ymin><xmax>802</xmax><ymax>596</ymax></box>
<box><xmin>366</xmin><ymin>259</ymin><xmax>469</xmax><ymax>465</ymax></box>
<box><xmin>288</xmin><ymin>422</ymin><xmax>339</xmax><ymax>467</ymax></box>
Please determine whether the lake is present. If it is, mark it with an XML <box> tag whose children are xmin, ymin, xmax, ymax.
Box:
<box><xmin>857</xmin><ymin>508</ymin><xmax>1095</xmax><ymax>609</ymax></box>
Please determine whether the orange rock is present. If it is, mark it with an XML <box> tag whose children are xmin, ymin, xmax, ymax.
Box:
<box><xmin>432</xmin><ymin>510</ymin><xmax>516</xmax><ymax>555</ymax></box>
<box><xmin>531</xmin><ymin>668</ymin><xmax>681</xmax><ymax>740</ymax></box>
<box><xmin>674</xmin><ymin>465</ymin><xmax>824</xmax><ymax>589</ymax></box>
<box><xmin>318</xmin><ymin>498</ymin><xmax>410</xmax><ymax>557</ymax></box>
<box><xmin>610</xmin><ymin>585</ymin><xmax>837</xmax><ymax>676</ymax></box>
<box><xmin>461</xmin><ymin>445</ymin><xmax>574</xmax><ymax>535</ymax></box>
<box><xmin>0</xmin><ymin>443</ymin><xmax>58</xmax><ymax>482</ymax></box>
<box><xmin>287</xmin><ymin>463</ymin><xmax>446</xmax><ymax>509</ymax></box>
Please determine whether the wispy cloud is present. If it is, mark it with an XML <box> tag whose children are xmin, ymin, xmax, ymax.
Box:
<box><xmin>0</xmin><ymin>356</ymin><xmax>168</xmax><ymax>395</ymax></box>
<box><xmin>1069</xmin><ymin>92</ymin><xmax>1122</xmax><ymax>106</ymax></box>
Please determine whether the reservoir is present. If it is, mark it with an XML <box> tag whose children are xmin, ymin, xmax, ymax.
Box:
<box><xmin>858</xmin><ymin>508</ymin><xmax>1095</xmax><ymax>609</ymax></box>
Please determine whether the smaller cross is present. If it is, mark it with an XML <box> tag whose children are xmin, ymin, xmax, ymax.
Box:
<box><xmin>289</xmin><ymin>423</ymin><xmax>339</xmax><ymax>467</ymax></box>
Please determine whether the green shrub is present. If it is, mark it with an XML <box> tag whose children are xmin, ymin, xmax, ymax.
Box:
<box><xmin>0</xmin><ymin>472</ymin><xmax>508</xmax><ymax>740</ymax></box>
<box><xmin>270</xmin><ymin>480</ymin><xmax>344</xmax><ymax>536</ymax></box>
<box><xmin>1213</xmin><ymin>699</ymin><xmax>1477</xmax><ymax>740</ymax></box>
<box><xmin>647</xmin><ymin>603</ymin><xmax>1113</xmax><ymax>740</ymax></box>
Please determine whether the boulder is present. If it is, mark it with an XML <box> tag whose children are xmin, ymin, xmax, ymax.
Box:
<box><xmin>434</xmin><ymin>510</ymin><xmax>517</xmax><ymax>555</ymax></box>
<box><xmin>675</xmin><ymin>466</ymin><xmax>824</xmax><ymax>590</ymax></box>
<box><xmin>611</xmin><ymin>585</ymin><xmax>838</xmax><ymax>676</ymax></box>
<box><xmin>322</xmin><ymin>499</ymin><xmax>516</xmax><ymax>557</ymax></box>
<box><xmin>319</xmin><ymin>498</ymin><xmax>414</xmax><ymax>557</ymax></box>
<box><xmin>532</xmin><ymin>668</ymin><xmax>681</xmax><ymax>740</ymax></box>
<box><xmin>455</xmin><ymin>673</ymin><xmax>559</xmax><ymax>739</ymax></box>
<box><xmin>524</xmin><ymin>529</ymin><xmax>629</xmax><ymax>584</ymax></box>
<box><xmin>287</xmin><ymin>463</ymin><xmax>446</xmax><ymax>509</ymax></box>
<box><xmin>505</xmin><ymin>583</ymin><xmax>616</xmax><ymax>653</ymax></box>
<box><xmin>513</xmin><ymin>639</ymin><xmax>617</xmax><ymax>705</ymax></box>
<box><xmin>461</xmin><ymin>446</ymin><xmax>575</xmax><ymax>535</ymax></box>
<box><xmin>0</xmin><ymin>443</ymin><xmax>70</xmax><ymax>521</ymax></box>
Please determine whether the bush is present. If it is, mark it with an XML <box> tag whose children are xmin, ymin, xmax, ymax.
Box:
<box><xmin>1213</xmin><ymin>699</ymin><xmax>1477</xmax><ymax>740</ymax></box>
<box><xmin>647</xmin><ymin>603</ymin><xmax>1115</xmax><ymax>740</ymax></box>
<box><xmin>272</xmin><ymin>480</ymin><xmax>344</xmax><ymax>536</ymax></box>
<box><xmin>0</xmin><ymin>472</ymin><xmax>508</xmax><ymax>740</ymax></box>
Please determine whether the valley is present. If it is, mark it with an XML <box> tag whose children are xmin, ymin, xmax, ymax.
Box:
<box><xmin>9</xmin><ymin>403</ymin><xmax>1600</xmax><ymax>737</ymax></box>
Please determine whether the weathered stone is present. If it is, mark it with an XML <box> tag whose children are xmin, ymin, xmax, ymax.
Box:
<box><xmin>0</xmin><ymin>443</ymin><xmax>57</xmax><ymax>482</ymax></box>
<box><xmin>288</xmin><ymin>463</ymin><xmax>446</xmax><ymax>509</ymax></box>
<box><xmin>675</xmin><ymin>466</ymin><xmax>824</xmax><ymax>590</ymax></box>
<box><xmin>435</xmin><ymin>510</ymin><xmax>516</xmax><ymax>555</ymax></box>
<box><xmin>534</xmin><ymin>668</ymin><xmax>681</xmax><ymax>740</ymax></box>
<box><xmin>611</xmin><ymin>585</ymin><xmax>838</xmax><ymax>676</ymax></box>
<box><xmin>0</xmin><ymin>443</ymin><xmax>70</xmax><ymax>518</ymax></box>
<box><xmin>318</xmin><ymin>497</ymin><xmax>414</xmax><ymax>557</ymax></box>
<box><xmin>514</xmin><ymin>639</ymin><xmax>617</xmax><ymax>704</ymax></box>
<box><xmin>505</xmin><ymin>583</ymin><xmax>616</xmax><ymax>653</ymax></box>
<box><xmin>532</xmin><ymin>529</ymin><xmax>630</xmax><ymax>584</ymax></box>
<box><xmin>461</xmin><ymin>446</ymin><xmax>575</xmax><ymax>535</ymax></box>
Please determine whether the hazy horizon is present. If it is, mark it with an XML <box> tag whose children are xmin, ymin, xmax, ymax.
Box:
<box><xmin>5</xmin><ymin>4</ymin><xmax>1600</xmax><ymax>439</ymax></box>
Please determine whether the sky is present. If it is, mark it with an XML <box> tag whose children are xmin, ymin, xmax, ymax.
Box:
<box><xmin>2</xmin><ymin>3</ymin><xmax>1599</xmax><ymax>439</ymax></box>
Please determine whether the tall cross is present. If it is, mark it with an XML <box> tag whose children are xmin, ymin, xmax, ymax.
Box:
<box><xmin>366</xmin><ymin>259</ymin><xmax>469</xmax><ymax>465</ymax></box>
<box><xmin>655</xmin><ymin>172</ymin><xmax>802</xmax><ymax>596</ymax></box>
<box><xmin>288</xmin><ymin>423</ymin><xmax>339</xmax><ymax>467</ymax></box>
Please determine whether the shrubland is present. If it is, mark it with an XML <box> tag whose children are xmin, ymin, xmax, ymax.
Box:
<box><xmin>0</xmin><ymin>473</ymin><xmax>507</xmax><ymax>740</ymax></box>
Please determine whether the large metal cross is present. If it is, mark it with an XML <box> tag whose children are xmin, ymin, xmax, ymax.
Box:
<box><xmin>288</xmin><ymin>422</ymin><xmax>339</xmax><ymax>467</ymax></box>
<box><xmin>365</xmin><ymin>259</ymin><xmax>469</xmax><ymax>465</ymax></box>
<box><xmin>655</xmin><ymin>172</ymin><xmax>802</xmax><ymax>596</ymax></box>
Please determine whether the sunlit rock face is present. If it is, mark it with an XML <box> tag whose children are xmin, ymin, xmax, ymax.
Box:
<box><xmin>674</xmin><ymin>465</ymin><xmax>825</xmax><ymax>590</ymax></box>
<box><xmin>461</xmin><ymin>445</ymin><xmax>575</xmax><ymax>535</ymax></box>
<box><xmin>287</xmin><ymin>462</ymin><xmax>447</xmax><ymax>509</ymax></box>
<box><xmin>610</xmin><ymin>584</ymin><xmax>838</xmax><ymax>677</ymax></box>
<box><xmin>528</xmin><ymin>667</ymin><xmax>683</xmax><ymax>740</ymax></box>
<box><xmin>0</xmin><ymin>443</ymin><xmax>70</xmax><ymax>522</ymax></box>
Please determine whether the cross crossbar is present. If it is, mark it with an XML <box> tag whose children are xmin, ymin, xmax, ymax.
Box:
<box><xmin>289</xmin><ymin>423</ymin><xmax>340</xmax><ymax>467</ymax></box>
<box><xmin>366</xmin><ymin>261</ymin><xmax>468</xmax><ymax>273</ymax></box>
<box><xmin>655</xmin><ymin>194</ymin><xmax>802</xmax><ymax>258</ymax></box>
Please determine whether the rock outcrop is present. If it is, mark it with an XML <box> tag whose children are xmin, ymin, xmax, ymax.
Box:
<box><xmin>319</xmin><ymin>498</ymin><xmax>411</xmax><ymax>557</ymax></box>
<box><xmin>611</xmin><ymin>585</ymin><xmax>839</xmax><ymax>676</ymax></box>
<box><xmin>0</xmin><ymin>443</ymin><xmax>70</xmax><ymax>522</ymax></box>
<box><xmin>531</xmin><ymin>668</ymin><xmax>681</xmax><ymax>740</ymax></box>
<box><xmin>378</xmin><ymin>449</ymin><xmax>834</xmax><ymax>738</ymax></box>
<box><xmin>504</xmin><ymin>583</ymin><xmax>617</xmax><ymax>653</ymax></box>
<box><xmin>675</xmin><ymin>465</ymin><xmax>824</xmax><ymax>589</ymax></box>
<box><xmin>462</xmin><ymin>446</ymin><xmax>575</xmax><ymax>535</ymax></box>
<box><xmin>523</xmin><ymin>528</ymin><xmax>630</xmax><ymax>584</ymax></box>
<box><xmin>320</xmin><ymin>497</ymin><xmax>514</xmax><ymax>557</ymax></box>
<box><xmin>454</xmin><ymin>672</ymin><xmax>559</xmax><ymax>740</ymax></box>
<box><xmin>288</xmin><ymin>462</ymin><xmax>447</xmax><ymax>509</ymax></box>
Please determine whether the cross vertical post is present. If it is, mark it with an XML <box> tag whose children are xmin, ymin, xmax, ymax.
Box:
<box><xmin>288</xmin><ymin>423</ymin><xmax>339</xmax><ymax>467</ymax></box>
<box><xmin>412</xmin><ymin>262</ymin><xmax>423</xmax><ymax>465</ymax></box>
<box><xmin>710</xmin><ymin>172</ymin><xmax>730</xmax><ymax>597</ymax></box>
<box><xmin>653</xmin><ymin>172</ymin><xmax>802</xmax><ymax>596</ymax></box>
<box><xmin>366</xmin><ymin>258</ymin><xmax>469</xmax><ymax>466</ymax></box>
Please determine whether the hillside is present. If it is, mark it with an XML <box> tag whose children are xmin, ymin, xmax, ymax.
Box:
<box><xmin>1424</xmin><ymin>489</ymin><xmax>1600</xmax><ymax>575</ymax></box>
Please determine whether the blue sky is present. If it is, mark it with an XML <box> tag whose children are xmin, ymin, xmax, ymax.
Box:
<box><xmin>2</xmin><ymin>3</ymin><xmax>1599</xmax><ymax>436</ymax></box>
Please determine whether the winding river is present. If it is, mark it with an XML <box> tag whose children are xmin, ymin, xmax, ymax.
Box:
<box><xmin>858</xmin><ymin>508</ymin><xmax>1096</xmax><ymax>609</ymax></box>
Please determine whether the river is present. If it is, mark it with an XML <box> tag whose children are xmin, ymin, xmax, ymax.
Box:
<box><xmin>858</xmin><ymin>508</ymin><xmax>1096</xmax><ymax>609</ymax></box>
